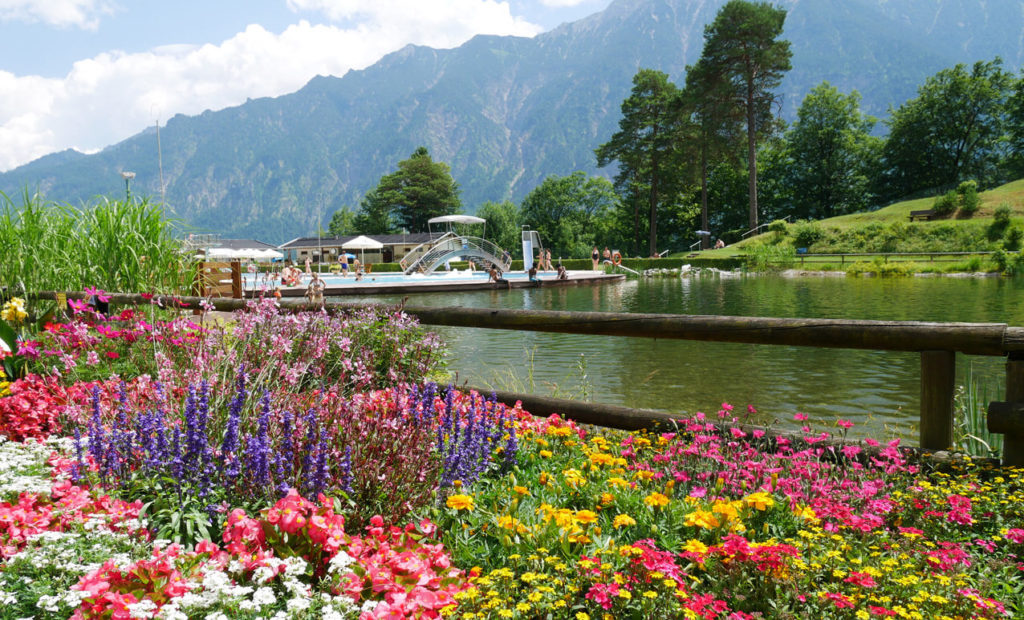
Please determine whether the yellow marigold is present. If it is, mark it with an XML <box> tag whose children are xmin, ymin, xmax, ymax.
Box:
<box><xmin>446</xmin><ymin>494</ymin><xmax>475</xmax><ymax>511</ymax></box>
<box><xmin>607</xmin><ymin>477</ymin><xmax>630</xmax><ymax>489</ymax></box>
<box><xmin>547</xmin><ymin>426</ymin><xmax>573</xmax><ymax>437</ymax></box>
<box><xmin>589</xmin><ymin>452</ymin><xmax>614</xmax><ymax>466</ymax></box>
<box><xmin>612</xmin><ymin>514</ymin><xmax>637</xmax><ymax>529</ymax></box>
<box><xmin>562</xmin><ymin>469</ymin><xmax>587</xmax><ymax>488</ymax></box>
<box><xmin>712</xmin><ymin>500</ymin><xmax>740</xmax><ymax>521</ymax></box>
<box><xmin>539</xmin><ymin>450</ymin><xmax>553</xmax><ymax>458</ymax></box>
<box><xmin>682</xmin><ymin>539</ymin><xmax>709</xmax><ymax>555</ymax></box>
<box><xmin>538</xmin><ymin>472</ymin><xmax>551</xmax><ymax>486</ymax></box>
<box><xmin>599</xmin><ymin>492</ymin><xmax>614</xmax><ymax>505</ymax></box>
<box><xmin>0</xmin><ymin>298</ymin><xmax>27</xmax><ymax>324</ymax></box>
<box><xmin>744</xmin><ymin>492</ymin><xmax>774</xmax><ymax>511</ymax></box>
<box><xmin>513</xmin><ymin>485</ymin><xmax>529</xmax><ymax>495</ymax></box>
<box><xmin>644</xmin><ymin>492</ymin><xmax>670</xmax><ymax>508</ymax></box>
<box><xmin>634</xmin><ymin>469</ymin><xmax>655</xmax><ymax>482</ymax></box>
<box><xmin>574</xmin><ymin>510</ymin><xmax>598</xmax><ymax>524</ymax></box>
<box><xmin>684</xmin><ymin>510</ymin><xmax>721</xmax><ymax>529</ymax></box>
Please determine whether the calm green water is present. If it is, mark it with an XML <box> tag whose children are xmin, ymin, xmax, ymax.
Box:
<box><xmin>337</xmin><ymin>274</ymin><xmax>1024</xmax><ymax>438</ymax></box>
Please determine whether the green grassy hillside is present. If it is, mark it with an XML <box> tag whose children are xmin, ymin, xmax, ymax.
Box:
<box><xmin>680</xmin><ymin>179</ymin><xmax>1024</xmax><ymax>261</ymax></box>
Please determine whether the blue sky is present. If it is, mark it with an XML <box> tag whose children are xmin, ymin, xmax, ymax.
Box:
<box><xmin>0</xmin><ymin>0</ymin><xmax>611</xmax><ymax>171</ymax></box>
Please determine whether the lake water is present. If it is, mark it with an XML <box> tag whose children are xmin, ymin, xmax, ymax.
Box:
<box><xmin>334</xmin><ymin>273</ymin><xmax>1024</xmax><ymax>438</ymax></box>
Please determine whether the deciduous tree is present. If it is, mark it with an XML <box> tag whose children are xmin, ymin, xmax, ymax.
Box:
<box><xmin>520</xmin><ymin>172</ymin><xmax>618</xmax><ymax>258</ymax></box>
<box><xmin>881</xmin><ymin>59</ymin><xmax>1013</xmax><ymax>199</ymax></box>
<box><xmin>784</xmin><ymin>82</ymin><xmax>881</xmax><ymax>219</ymax></box>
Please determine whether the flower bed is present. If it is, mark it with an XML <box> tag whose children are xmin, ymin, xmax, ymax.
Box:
<box><xmin>0</xmin><ymin>294</ymin><xmax>1020</xmax><ymax>618</ymax></box>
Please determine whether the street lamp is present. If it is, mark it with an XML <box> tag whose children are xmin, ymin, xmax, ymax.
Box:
<box><xmin>120</xmin><ymin>171</ymin><xmax>136</xmax><ymax>203</ymax></box>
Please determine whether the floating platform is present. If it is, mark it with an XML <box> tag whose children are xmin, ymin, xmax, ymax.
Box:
<box><xmin>248</xmin><ymin>270</ymin><xmax>625</xmax><ymax>298</ymax></box>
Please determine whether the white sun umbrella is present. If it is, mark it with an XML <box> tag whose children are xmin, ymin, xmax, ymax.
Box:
<box><xmin>342</xmin><ymin>235</ymin><xmax>384</xmax><ymax>264</ymax></box>
<box><xmin>254</xmin><ymin>248</ymin><xmax>284</xmax><ymax>262</ymax></box>
<box><xmin>206</xmin><ymin>247</ymin><xmax>240</xmax><ymax>260</ymax></box>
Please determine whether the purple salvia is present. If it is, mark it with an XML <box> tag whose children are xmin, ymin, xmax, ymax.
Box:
<box><xmin>71</xmin><ymin>428</ymin><xmax>84</xmax><ymax>484</ymax></box>
<box><xmin>88</xmin><ymin>384</ymin><xmax>105</xmax><ymax>465</ymax></box>
<box><xmin>339</xmin><ymin>445</ymin><xmax>353</xmax><ymax>494</ymax></box>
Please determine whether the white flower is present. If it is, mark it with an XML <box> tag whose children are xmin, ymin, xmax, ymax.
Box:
<box><xmin>203</xmin><ymin>613</ymin><xmax>229</xmax><ymax>620</ymax></box>
<box><xmin>328</xmin><ymin>550</ymin><xmax>356</xmax><ymax>574</ymax></box>
<box><xmin>286</xmin><ymin>595</ymin><xmax>311</xmax><ymax>612</ymax></box>
<box><xmin>127</xmin><ymin>599</ymin><xmax>159</xmax><ymax>618</ymax></box>
<box><xmin>35</xmin><ymin>594</ymin><xmax>62</xmax><ymax>612</ymax></box>
<box><xmin>252</xmin><ymin>586</ymin><xmax>277</xmax><ymax>607</ymax></box>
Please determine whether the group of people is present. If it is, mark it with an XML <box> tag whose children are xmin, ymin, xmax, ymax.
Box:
<box><xmin>591</xmin><ymin>246</ymin><xmax>624</xmax><ymax>269</ymax></box>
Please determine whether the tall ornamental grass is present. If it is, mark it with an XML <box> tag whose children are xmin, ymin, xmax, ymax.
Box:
<box><xmin>0</xmin><ymin>192</ymin><xmax>191</xmax><ymax>296</ymax></box>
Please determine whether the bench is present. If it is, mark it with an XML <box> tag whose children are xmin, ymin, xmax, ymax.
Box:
<box><xmin>909</xmin><ymin>209</ymin><xmax>936</xmax><ymax>221</ymax></box>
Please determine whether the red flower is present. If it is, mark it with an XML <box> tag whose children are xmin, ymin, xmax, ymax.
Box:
<box><xmin>105</xmin><ymin>351</ymin><xmax>120</xmax><ymax>360</ymax></box>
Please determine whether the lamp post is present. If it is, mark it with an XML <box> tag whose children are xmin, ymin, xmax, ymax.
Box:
<box><xmin>121</xmin><ymin>171</ymin><xmax>136</xmax><ymax>203</ymax></box>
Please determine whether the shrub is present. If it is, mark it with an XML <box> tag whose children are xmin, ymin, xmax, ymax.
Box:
<box><xmin>743</xmin><ymin>244</ymin><xmax>795</xmax><ymax>271</ymax></box>
<box><xmin>791</xmin><ymin>220</ymin><xmax>823</xmax><ymax>249</ymax></box>
<box><xmin>1004</xmin><ymin>225</ymin><xmax>1023</xmax><ymax>251</ymax></box>
<box><xmin>933</xmin><ymin>190</ymin><xmax>958</xmax><ymax>215</ymax></box>
<box><xmin>767</xmin><ymin>219</ymin><xmax>788</xmax><ymax>235</ymax></box>
<box><xmin>994</xmin><ymin>203</ymin><xmax>1013</xmax><ymax>225</ymax></box>
<box><xmin>958</xmin><ymin>180</ymin><xmax>980</xmax><ymax>216</ymax></box>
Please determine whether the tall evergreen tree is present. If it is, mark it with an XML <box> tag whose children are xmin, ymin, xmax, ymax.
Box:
<box><xmin>355</xmin><ymin>146</ymin><xmax>461</xmax><ymax>234</ymax></box>
<box><xmin>595</xmin><ymin>69</ymin><xmax>685</xmax><ymax>256</ymax></box>
<box><xmin>690</xmin><ymin>0</ymin><xmax>791</xmax><ymax>230</ymax></box>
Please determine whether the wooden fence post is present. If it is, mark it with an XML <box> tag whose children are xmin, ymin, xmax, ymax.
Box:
<box><xmin>1000</xmin><ymin>352</ymin><xmax>1024</xmax><ymax>466</ymax></box>
<box><xmin>231</xmin><ymin>261</ymin><xmax>242</xmax><ymax>299</ymax></box>
<box><xmin>920</xmin><ymin>350</ymin><xmax>955</xmax><ymax>451</ymax></box>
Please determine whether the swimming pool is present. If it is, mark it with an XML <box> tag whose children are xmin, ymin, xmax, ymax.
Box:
<box><xmin>243</xmin><ymin>268</ymin><xmax>541</xmax><ymax>290</ymax></box>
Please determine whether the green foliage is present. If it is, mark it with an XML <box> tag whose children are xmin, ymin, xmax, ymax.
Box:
<box><xmin>520</xmin><ymin>172</ymin><xmax>619</xmax><ymax>258</ymax></box>
<box><xmin>743</xmin><ymin>243</ymin><xmax>795</xmax><ymax>271</ymax></box>
<box><xmin>791</xmin><ymin>220</ymin><xmax>824</xmax><ymax>249</ymax></box>
<box><xmin>933</xmin><ymin>190</ymin><xmax>958</xmax><ymax>215</ymax></box>
<box><xmin>954</xmin><ymin>366</ymin><xmax>1002</xmax><ymax>458</ymax></box>
<box><xmin>958</xmin><ymin>180</ymin><xmax>980</xmax><ymax>215</ymax></box>
<box><xmin>767</xmin><ymin>219</ymin><xmax>788</xmax><ymax>235</ymax></box>
<box><xmin>595</xmin><ymin>69</ymin><xmax>689</xmax><ymax>256</ymax></box>
<box><xmin>994</xmin><ymin>203</ymin><xmax>1013</xmax><ymax>225</ymax></box>
<box><xmin>689</xmin><ymin>0</ymin><xmax>792</xmax><ymax>229</ymax></box>
<box><xmin>0</xmin><ymin>192</ymin><xmax>190</xmax><ymax>297</ymax></box>
<box><xmin>476</xmin><ymin>200</ymin><xmax>522</xmax><ymax>255</ymax></box>
<box><xmin>327</xmin><ymin>207</ymin><xmax>358</xmax><ymax>236</ymax></box>
<box><xmin>881</xmin><ymin>59</ymin><xmax>1014</xmax><ymax>199</ymax></box>
<box><xmin>356</xmin><ymin>146</ymin><xmax>461</xmax><ymax>234</ymax></box>
<box><xmin>1004</xmin><ymin>225</ymin><xmax>1023</xmax><ymax>251</ymax></box>
<box><xmin>783</xmin><ymin>82</ymin><xmax>880</xmax><ymax>219</ymax></box>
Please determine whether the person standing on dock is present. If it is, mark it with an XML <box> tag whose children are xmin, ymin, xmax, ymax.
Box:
<box><xmin>592</xmin><ymin>246</ymin><xmax>600</xmax><ymax>270</ymax></box>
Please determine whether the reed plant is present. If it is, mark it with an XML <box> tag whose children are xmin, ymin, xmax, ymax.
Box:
<box><xmin>0</xmin><ymin>192</ymin><xmax>191</xmax><ymax>297</ymax></box>
<box><xmin>953</xmin><ymin>363</ymin><xmax>1002</xmax><ymax>458</ymax></box>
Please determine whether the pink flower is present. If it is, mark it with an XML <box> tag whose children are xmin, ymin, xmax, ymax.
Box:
<box><xmin>793</xmin><ymin>412</ymin><xmax>808</xmax><ymax>422</ymax></box>
<box><xmin>837</xmin><ymin>419</ymin><xmax>854</xmax><ymax>429</ymax></box>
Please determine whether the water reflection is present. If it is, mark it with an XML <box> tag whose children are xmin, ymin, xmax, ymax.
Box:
<box><xmin>335</xmin><ymin>274</ymin><xmax>1022</xmax><ymax>437</ymax></box>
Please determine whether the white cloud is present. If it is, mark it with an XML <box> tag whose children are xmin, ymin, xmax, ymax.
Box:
<box><xmin>0</xmin><ymin>0</ymin><xmax>114</xmax><ymax>29</ymax></box>
<box><xmin>0</xmin><ymin>4</ymin><xmax>542</xmax><ymax>171</ymax></box>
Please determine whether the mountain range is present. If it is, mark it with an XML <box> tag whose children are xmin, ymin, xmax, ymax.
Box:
<box><xmin>1</xmin><ymin>0</ymin><xmax>1021</xmax><ymax>244</ymax></box>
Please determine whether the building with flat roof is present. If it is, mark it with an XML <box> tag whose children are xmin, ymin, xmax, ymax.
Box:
<box><xmin>278</xmin><ymin>233</ymin><xmax>442</xmax><ymax>265</ymax></box>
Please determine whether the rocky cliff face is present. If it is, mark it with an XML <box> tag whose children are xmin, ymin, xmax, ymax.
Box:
<box><xmin>1</xmin><ymin>0</ymin><xmax>1019</xmax><ymax>243</ymax></box>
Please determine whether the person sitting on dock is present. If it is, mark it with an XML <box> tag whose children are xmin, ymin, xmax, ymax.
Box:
<box><xmin>528</xmin><ymin>266</ymin><xmax>541</xmax><ymax>285</ymax></box>
<box><xmin>489</xmin><ymin>265</ymin><xmax>511</xmax><ymax>289</ymax></box>
<box><xmin>556</xmin><ymin>264</ymin><xmax>568</xmax><ymax>280</ymax></box>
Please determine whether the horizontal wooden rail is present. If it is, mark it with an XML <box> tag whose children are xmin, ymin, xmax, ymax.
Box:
<box><xmin>33</xmin><ymin>291</ymin><xmax>1024</xmax><ymax>465</ymax></box>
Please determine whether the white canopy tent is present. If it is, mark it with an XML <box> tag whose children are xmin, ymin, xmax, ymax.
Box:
<box><xmin>342</xmin><ymin>235</ymin><xmax>385</xmax><ymax>264</ymax></box>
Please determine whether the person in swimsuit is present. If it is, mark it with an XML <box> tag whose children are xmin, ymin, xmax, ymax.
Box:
<box><xmin>591</xmin><ymin>246</ymin><xmax>600</xmax><ymax>271</ymax></box>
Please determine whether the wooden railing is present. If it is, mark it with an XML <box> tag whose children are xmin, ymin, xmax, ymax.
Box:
<box><xmin>35</xmin><ymin>293</ymin><xmax>1024</xmax><ymax>466</ymax></box>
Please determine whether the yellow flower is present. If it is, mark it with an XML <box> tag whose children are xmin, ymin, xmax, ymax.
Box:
<box><xmin>446</xmin><ymin>494</ymin><xmax>475</xmax><ymax>511</ymax></box>
<box><xmin>682</xmin><ymin>539</ymin><xmax>709</xmax><ymax>555</ymax></box>
<box><xmin>539</xmin><ymin>450</ymin><xmax>553</xmax><ymax>458</ymax></box>
<box><xmin>513</xmin><ymin>485</ymin><xmax>529</xmax><ymax>495</ymax></box>
<box><xmin>644</xmin><ymin>492</ymin><xmax>669</xmax><ymax>507</ymax></box>
<box><xmin>0</xmin><ymin>298</ymin><xmax>28</xmax><ymax>324</ymax></box>
<box><xmin>599</xmin><ymin>492</ymin><xmax>615</xmax><ymax>505</ymax></box>
<box><xmin>562</xmin><ymin>468</ymin><xmax>587</xmax><ymax>488</ymax></box>
<box><xmin>589</xmin><ymin>452</ymin><xmax>614</xmax><ymax>466</ymax></box>
<box><xmin>612</xmin><ymin>514</ymin><xmax>636</xmax><ymax>529</ymax></box>
<box><xmin>576</xmin><ymin>613</ymin><xmax>591</xmax><ymax>620</ymax></box>
<box><xmin>607</xmin><ymin>477</ymin><xmax>630</xmax><ymax>489</ymax></box>
<box><xmin>634</xmin><ymin>469</ymin><xmax>655</xmax><ymax>482</ymax></box>
<box><xmin>574</xmin><ymin>510</ymin><xmax>599</xmax><ymax>524</ymax></box>
<box><xmin>744</xmin><ymin>492</ymin><xmax>774</xmax><ymax>511</ymax></box>
<box><xmin>547</xmin><ymin>425</ymin><xmax>573</xmax><ymax>437</ymax></box>
<box><xmin>684</xmin><ymin>510</ymin><xmax>721</xmax><ymax>529</ymax></box>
